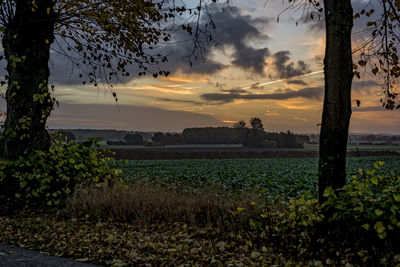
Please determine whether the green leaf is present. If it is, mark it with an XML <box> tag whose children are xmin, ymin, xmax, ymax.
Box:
<box><xmin>374</xmin><ymin>221</ymin><xmax>385</xmax><ymax>234</ymax></box>
<box><xmin>361</xmin><ymin>223</ymin><xmax>370</xmax><ymax>231</ymax></box>
<box><xmin>375</xmin><ymin>209</ymin><xmax>384</xmax><ymax>216</ymax></box>
<box><xmin>373</xmin><ymin>161</ymin><xmax>384</xmax><ymax>169</ymax></box>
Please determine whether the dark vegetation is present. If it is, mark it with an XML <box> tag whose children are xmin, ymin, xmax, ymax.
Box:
<box><xmin>1</xmin><ymin>136</ymin><xmax>400</xmax><ymax>265</ymax></box>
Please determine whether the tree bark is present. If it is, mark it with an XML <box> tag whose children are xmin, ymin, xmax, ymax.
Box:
<box><xmin>0</xmin><ymin>0</ymin><xmax>56</xmax><ymax>159</ymax></box>
<box><xmin>319</xmin><ymin>0</ymin><xmax>354</xmax><ymax>201</ymax></box>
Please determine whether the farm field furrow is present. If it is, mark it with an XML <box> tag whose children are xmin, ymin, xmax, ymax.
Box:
<box><xmin>115</xmin><ymin>156</ymin><xmax>400</xmax><ymax>198</ymax></box>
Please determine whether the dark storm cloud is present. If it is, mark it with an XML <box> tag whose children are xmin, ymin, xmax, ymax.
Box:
<box><xmin>201</xmin><ymin>86</ymin><xmax>323</xmax><ymax>103</ymax></box>
<box><xmin>221</xmin><ymin>88</ymin><xmax>249</xmax><ymax>94</ymax></box>
<box><xmin>168</xmin><ymin>5</ymin><xmax>271</xmax><ymax>75</ymax></box>
<box><xmin>232</xmin><ymin>47</ymin><xmax>270</xmax><ymax>74</ymax></box>
<box><xmin>152</xmin><ymin>97</ymin><xmax>203</xmax><ymax>105</ymax></box>
<box><xmin>287</xmin><ymin>79</ymin><xmax>308</xmax><ymax>86</ymax></box>
<box><xmin>273</xmin><ymin>51</ymin><xmax>311</xmax><ymax>78</ymax></box>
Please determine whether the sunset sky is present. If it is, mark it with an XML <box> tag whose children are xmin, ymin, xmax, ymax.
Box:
<box><xmin>1</xmin><ymin>0</ymin><xmax>399</xmax><ymax>134</ymax></box>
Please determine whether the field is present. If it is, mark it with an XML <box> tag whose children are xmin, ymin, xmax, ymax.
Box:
<box><xmin>115</xmin><ymin>156</ymin><xmax>400</xmax><ymax>198</ymax></box>
<box><xmin>104</xmin><ymin>143</ymin><xmax>400</xmax><ymax>152</ymax></box>
<box><xmin>304</xmin><ymin>143</ymin><xmax>400</xmax><ymax>152</ymax></box>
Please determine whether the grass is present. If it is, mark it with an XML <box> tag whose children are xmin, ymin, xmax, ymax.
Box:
<box><xmin>65</xmin><ymin>182</ymin><xmax>263</xmax><ymax>227</ymax></box>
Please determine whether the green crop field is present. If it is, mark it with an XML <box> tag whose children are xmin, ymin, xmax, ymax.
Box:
<box><xmin>115</xmin><ymin>156</ymin><xmax>400</xmax><ymax>199</ymax></box>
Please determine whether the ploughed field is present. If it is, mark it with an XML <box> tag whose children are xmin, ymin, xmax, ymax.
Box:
<box><xmin>110</xmin><ymin>145</ymin><xmax>399</xmax><ymax>160</ymax></box>
<box><xmin>114</xmin><ymin>156</ymin><xmax>400</xmax><ymax>199</ymax></box>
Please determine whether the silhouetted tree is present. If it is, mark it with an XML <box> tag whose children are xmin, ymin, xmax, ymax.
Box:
<box><xmin>249</xmin><ymin>117</ymin><xmax>264</xmax><ymax>132</ymax></box>
<box><xmin>124</xmin><ymin>133</ymin><xmax>144</xmax><ymax>145</ymax></box>
<box><xmin>233</xmin><ymin>120</ymin><xmax>246</xmax><ymax>129</ymax></box>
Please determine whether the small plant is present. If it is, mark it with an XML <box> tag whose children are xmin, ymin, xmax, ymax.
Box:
<box><xmin>0</xmin><ymin>135</ymin><xmax>121</xmax><ymax>210</ymax></box>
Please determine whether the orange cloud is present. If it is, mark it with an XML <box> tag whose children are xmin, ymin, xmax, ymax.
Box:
<box><xmin>276</xmin><ymin>100</ymin><xmax>321</xmax><ymax>110</ymax></box>
<box><xmin>118</xmin><ymin>84</ymin><xmax>195</xmax><ymax>95</ymax></box>
<box><xmin>222</xmin><ymin>120</ymin><xmax>238</xmax><ymax>124</ymax></box>
<box><xmin>293</xmin><ymin>116</ymin><xmax>308</xmax><ymax>122</ymax></box>
<box><xmin>265</xmin><ymin>110</ymin><xmax>280</xmax><ymax>116</ymax></box>
<box><xmin>160</xmin><ymin>76</ymin><xmax>208</xmax><ymax>83</ymax></box>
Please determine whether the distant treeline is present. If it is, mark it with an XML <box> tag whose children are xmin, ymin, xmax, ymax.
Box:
<box><xmin>49</xmin><ymin>129</ymin><xmax>400</xmax><ymax>148</ymax></box>
<box><xmin>182</xmin><ymin>127</ymin><xmax>307</xmax><ymax>148</ymax></box>
<box><xmin>55</xmin><ymin>128</ymin><xmax>308</xmax><ymax>148</ymax></box>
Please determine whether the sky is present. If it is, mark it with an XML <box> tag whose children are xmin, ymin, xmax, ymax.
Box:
<box><xmin>1</xmin><ymin>0</ymin><xmax>400</xmax><ymax>134</ymax></box>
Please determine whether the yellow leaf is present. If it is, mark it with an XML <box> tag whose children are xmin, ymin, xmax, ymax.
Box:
<box><xmin>375</xmin><ymin>209</ymin><xmax>384</xmax><ymax>216</ymax></box>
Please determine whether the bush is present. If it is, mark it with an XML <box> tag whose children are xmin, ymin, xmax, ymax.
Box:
<box><xmin>0</xmin><ymin>136</ymin><xmax>121</xmax><ymax>210</ymax></box>
<box><xmin>53</xmin><ymin>130</ymin><xmax>76</xmax><ymax>142</ymax></box>
<box><xmin>277</xmin><ymin>161</ymin><xmax>400</xmax><ymax>264</ymax></box>
<box><xmin>320</xmin><ymin>161</ymin><xmax>400</xmax><ymax>255</ymax></box>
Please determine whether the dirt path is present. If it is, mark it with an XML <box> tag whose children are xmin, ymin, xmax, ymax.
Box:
<box><xmin>0</xmin><ymin>243</ymin><xmax>100</xmax><ymax>267</ymax></box>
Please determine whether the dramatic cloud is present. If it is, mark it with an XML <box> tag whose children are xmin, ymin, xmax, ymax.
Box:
<box><xmin>221</xmin><ymin>88</ymin><xmax>249</xmax><ymax>94</ymax></box>
<box><xmin>44</xmin><ymin>5</ymin><xmax>274</xmax><ymax>84</ymax></box>
<box><xmin>201</xmin><ymin>86</ymin><xmax>323</xmax><ymax>103</ymax></box>
<box><xmin>272</xmin><ymin>51</ymin><xmax>311</xmax><ymax>78</ymax></box>
<box><xmin>151</xmin><ymin>97</ymin><xmax>203</xmax><ymax>105</ymax></box>
<box><xmin>287</xmin><ymin>79</ymin><xmax>309</xmax><ymax>86</ymax></box>
<box><xmin>167</xmin><ymin>5</ymin><xmax>271</xmax><ymax>75</ymax></box>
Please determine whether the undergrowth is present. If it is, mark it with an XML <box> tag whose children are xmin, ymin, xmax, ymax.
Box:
<box><xmin>1</xmin><ymin>139</ymin><xmax>400</xmax><ymax>266</ymax></box>
<box><xmin>0</xmin><ymin>135</ymin><xmax>120</xmax><ymax>211</ymax></box>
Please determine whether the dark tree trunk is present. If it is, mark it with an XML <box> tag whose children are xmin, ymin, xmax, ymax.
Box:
<box><xmin>318</xmin><ymin>0</ymin><xmax>354</xmax><ymax>201</ymax></box>
<box><xmin>0</xmin><ymin>0</ymin><xmax>56</xmax><ymax>159</ymax></box>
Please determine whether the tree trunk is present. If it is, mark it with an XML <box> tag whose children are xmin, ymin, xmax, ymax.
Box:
<box><xmin>0</xmin><ymin>0</ymin><xmax>56</xmax><ymax>159</ymax></box>
<box><xmin>318</xmin><ymin>0</ymin><xmax>354</xmax><ymax>201</ymax></box>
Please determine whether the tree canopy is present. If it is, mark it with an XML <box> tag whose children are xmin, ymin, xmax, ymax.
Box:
<box><xmin>0</xmin><ymin>0</ymin><xmax>220</xmax><ymax>159</ymax></box>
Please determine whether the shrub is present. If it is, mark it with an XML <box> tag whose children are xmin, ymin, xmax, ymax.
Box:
<box><xmin>53</xmin><ymin>130</ymin><xmax>76</xmax><ymax>142</ymax></box>
<box><xmin>320</xmin><ymin>161</ymin><xmax>400</xmax><ymax>255</ymax></box>
<box><xmin>0</xmin><ymin>136</ymin><xmax>121</xmax><ymax>210</ymax></box>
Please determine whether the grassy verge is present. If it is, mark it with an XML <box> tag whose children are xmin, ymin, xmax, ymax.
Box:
<box><xmin>1</xmin><ymin>179</ymin><xmax>400</xmax><ymax>266</ymax></box>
